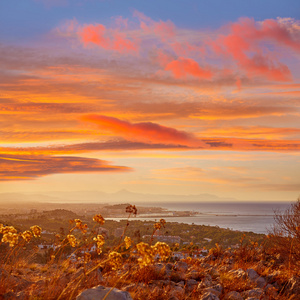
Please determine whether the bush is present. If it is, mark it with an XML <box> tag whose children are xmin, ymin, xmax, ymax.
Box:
<box><xmin>268</xmin><ymin>197</ymin><xmax>300</xmax><ymax>270</ymax></box>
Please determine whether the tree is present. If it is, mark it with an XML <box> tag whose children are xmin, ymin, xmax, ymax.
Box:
<box><xmin>268</xmin><ymin>197</ymin><xmax>300</xmax><ymax>267</ymax></box>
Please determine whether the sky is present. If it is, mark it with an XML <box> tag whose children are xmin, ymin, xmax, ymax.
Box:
<box><xmin>0</xmin><ymin>0</ymin><xmax>300</xmax><ymax>201</ymax></box>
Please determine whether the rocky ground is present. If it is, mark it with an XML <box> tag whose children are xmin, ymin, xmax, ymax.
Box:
<box><xmin>1</xmin><ymin>249</ymin><xmax>299</xmax><ymax>300</ymax></box>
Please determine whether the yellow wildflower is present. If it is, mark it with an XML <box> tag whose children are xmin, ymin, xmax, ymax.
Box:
<box><xmin>152</xmin><ymin>242</ymin><xmax>171</xmax><ymax>261</ymax></box>
<box><xmin>136</xmin><ymin>242</ymin><xmax>154</xmax><ymax>266</ymax></box>
<box><xmin>21</xmin><ymin>230</ymin><xmax>33</xmax><ymax>242</ymax></box>
<box><xmin>93</xmin><ymin>214</ymin><xmax>105</xmax><ymax>225</ymax></box>
<box><xmin>30</xmin><ymin>225</ymin><xmax>42</xmax><ymax>237</ymax></box>
<box><xmin>154</xmin><ymin>223</ymin><xmax>162</xmax><ymax>230</ymax></box>
<box><xmin>72</xmin><ymin>219</ymin><xmax>88</xmax><ymax>233</ymax></box>
<box><xmin>124</xmin><ymin>236</ymin><xmax>132</xmax><ymax>249</ymax></box>
<box><xmin>2</xmin><ymin>232</ymin><xmax>19</xmax><ymax>247</ymax></box>
<box><xmin>108</xmin><ymin>251</ymin><xmax>122</xmax><ymax>270</ymax></box>
<box><xmin>93</xmin><ymin>234</ymin><xmax>105</xmax><ymax>254</ymax></box>
<box><xmin>74</xmin><ymin>219</ymin><xmax>82</xmax><ymax>228</ymax></box>
<box><xmin>84</xmin><ymin>252</ymin><xmax>91</xmax><ymax>263</ymax></box>
<box><xmin>1</xmin><ymin>225</ymin><xmax>17</xmax><ymax>235</ymax></box>
<box><xmin>67</xmin><ymin>234</ymin><xmax>77</xmax><ymax>247</ymax></box>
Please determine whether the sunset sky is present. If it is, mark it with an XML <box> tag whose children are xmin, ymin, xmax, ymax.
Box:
<box><xmin>1</xmin><ymin>0</ymin><xmax>300</xmax><ymax>201</ymax></box>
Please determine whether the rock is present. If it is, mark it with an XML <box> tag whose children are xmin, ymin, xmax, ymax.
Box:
<box><xmin>199</xmin><ymin>291</ymin><xmax>220</xmax><ymax>300</ymax></box>
<box><xmin>246</xmin><ymin>268</ymin><xmax>266</xmax><ymax>288</ymax></box>
<box><xmin>200</xmin><ymin>262</ymin><xmax>212</xmax><ymax>269</ymax></box>
<box><xmin>198</xmin><ymin>274</ymin><xmax>213</xmax><ymax>289</ymax></box>
<box><xmin>246</xmin><ymin>269</ymin><xmax>259</xmax><ymax>281</ymax></box>
<box><xmin>169</xmin><ymin>285</ymin><xmax>184</xmax><ymax>299</ymax></box>
<box><xmin>170</xmin><ymin>270</ymin><xmax>185</xmax><ymax>282</ymax></box>
<box><xmin>186</xmin><ymin>278</ymin><xmax>198</xmax><ymax>291</ymax></box>
<box><xmin>202</xmin><ymin>287</ymin><xmax>221</xmax><ymax>297</ymax></box>
<box><xmin>228</xmin><ymin>268</ymin><xmax>247</xmax><ymax>279</ymax></box>
<box><xmin>255</xmin><ymin>276</ymin><xmax>266</xmax><ymax>288</ymax></box>
<box><xmin>264</xmin><ymin>284</ymin><xmax>278</xmax><ymax>298</ymax></box>
<box><xmin>186</xmin><ymin>279</ymin><xmax>198</xmax><ymax>286</ymax></box>
<box><xmin>186</xmin><ymin>270</ymin><xmax>202</xmax><ymax>280</ymax></box>
<box><xmin>76</xmin><ymin>285</ymin><xmax>133</xmax><ymax>300</ymax></box>
<box><xmin>149</xmin><ymin>280</ymin><xmax>175</xmax><ymax>288</ymax></box>
<box><xmin>174</xmin><ymin>261</ymin><xmax>188</xmax><ymax>273</ymax></box>
<box><xmin>209</xmin><ymin>267</ymin><xmax>220</xmax><ymax>278</ymax></box>
<box><xmin>242</xmin><ymin>288</ymin><xmax>263</xmax><ymax>299</ymax></box>
<box><xmin>224</xmin><ymin>291</ymin><xmax>243</xmax><ymax>300</ymax></box>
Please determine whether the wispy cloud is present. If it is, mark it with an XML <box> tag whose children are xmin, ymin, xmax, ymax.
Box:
<box><xmin>0</xmin><ymin>154</ymin><xmax>131</xmax><ymax>181</ymax></box>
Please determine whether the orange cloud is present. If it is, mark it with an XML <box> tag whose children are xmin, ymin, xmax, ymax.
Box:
<box><xmin>165</xmin><ymin>57</ymin><xmax>212</xmax><ymax>80</ymax></box>
<box><xmin>0</xmin><ymin>154</ymin><xmax>131</xmax><ymax>181</ymax></box>
<box><xmin>82</xmin><ymin>114</ymin><xmax>206</xmax><ymax>147</ymax></box>
<box><xmin>78</xmin><ymin>24</ymin><xmax>139</xmax><ymax>53</ymax></box>
<box><xmin>202</xmin><ymin>126</ymin><xmax>300</xmax><ymax>139</ymax></box>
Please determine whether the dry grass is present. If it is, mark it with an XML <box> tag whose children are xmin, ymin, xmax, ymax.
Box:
<box><xmin>0</xmin><ymin>202</ymin><xmax>299</xmax><ymax>300</ymax></box>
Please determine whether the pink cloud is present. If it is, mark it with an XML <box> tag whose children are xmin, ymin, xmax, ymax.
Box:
<box><xmin>165</xmin><ymin>57</ymin><xmax>212</xmax><ymax>80</ymax></box>
<box><xmin>82</xmin><ymin>114</ymin><xmax>206</xmax><ymax>147</ymax></box>
<box><xmin>212</xmin><ymin>17</ymin><xmax>300</xmax><ymax>81</ymax></box>
<box><xmin>133</xmin><ymin>10</ymin><xmax>176</xmax><ymax>41</ymax></box>
<box><xmin>78</xmin><ymin>24</ymin><xmax>139</xmax><ymax>53</ymax></box>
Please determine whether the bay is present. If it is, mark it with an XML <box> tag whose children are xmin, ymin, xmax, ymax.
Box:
<box><xmin>108</xmin><ymin>201</ymin><xmax>292</xmax><ymax>234</ymax></box>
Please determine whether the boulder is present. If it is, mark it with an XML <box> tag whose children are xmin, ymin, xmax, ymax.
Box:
<box><xmin>223</xmin><ymin>291</ymin><xmax>243</xmax><ymax>300</ymax></box>
<box><xmin>174</xmin><ymin>261</ymin><xmax>188</xmax><ymax>273</ymax></box>
<box><xmin>242</xmin><ymin>288</ymin><xmax>263</xmax><ymax>299</ymax></box>
<box><xmin>255</xmin><ymin>276</ymin><xmax>266</xmax><ymax>288</ymax></box>
<box><xmin>228</xmin><ymin>268</ymin><xmax>247</xmax><ymax>279</ymax></box>
<box><xmin>199</xmin><ymin>291</ymin><xmax>220</xmax><ymax>300</ymax></box>
<box><xmin>76</xmin><ymin>285</ymin><xmax>132</xmax><ymax>300</ymax></box>
<box><xmin>186</xmin><ymin>279</ymin><xmax>198</xmax><ymax>291</ymax></box>
<box><xmin>169</xmin><ymin>285</ymin><xmax>184</xmax><ymax>299</ymax></box>
<box><xmin>246</xmin><ymin>269</ymin><xmax>259</xmax><ymax>281</ymax></box>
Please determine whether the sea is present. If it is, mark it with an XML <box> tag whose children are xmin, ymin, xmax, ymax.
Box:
<box><xmin>108</xmin><ymin>201</ymin><xmax>292</xmax><ymax>235</ymax></box>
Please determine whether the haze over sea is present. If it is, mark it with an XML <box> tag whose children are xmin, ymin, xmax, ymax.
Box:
<box><xmin>115</xmin><ymin>201</ymin><xmax>293</xmax><ymax>234</ymax></box>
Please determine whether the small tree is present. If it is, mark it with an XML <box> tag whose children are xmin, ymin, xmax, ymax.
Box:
<box><xmin>268</xmin><ymin>197</ymin><xmax>300</xmax><ymax>268</ymax></box>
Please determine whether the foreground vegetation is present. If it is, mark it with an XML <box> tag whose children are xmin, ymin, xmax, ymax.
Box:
<box><xmin>0</xmin><ymin>200</ymin><xmax>299</xmax><ymax>299</ymax></box>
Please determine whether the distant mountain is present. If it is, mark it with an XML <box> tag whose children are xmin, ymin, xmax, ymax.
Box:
<box><xmin>0</xmin><ymin>189</ymin><xmax>238</xmax><ymax>205</ymax></box>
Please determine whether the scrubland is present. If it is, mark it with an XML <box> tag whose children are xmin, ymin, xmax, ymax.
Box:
<box><xmin>0</xmin><ymin>201</ymin><xmax>299</xmax><ymax>300</ymax></box>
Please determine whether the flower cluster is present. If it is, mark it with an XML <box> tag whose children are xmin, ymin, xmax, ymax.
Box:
<box><xmin>154</xmin><ymin>218</ymin><xmax>166</xmax><ymax>230</ymax></box>
<box><xmin>152</xmin><ymin>242</ymin><xmax>171</xmax><ymax>261</ymax></box>
<box><xmin>136</xmin><ymin>241</ymin><xmax>171</xmax><ymax>266</ymax></box>
<box><xmin>67</xmin><ymin>234</ymin><xmax>77</xmax><ymax>247</ymax></box>
<box><xmin>93</xmin><ymin>234</ymin><xmax>105</xmax><ymax>254</ymax></box>
<box><xmin>93</xmin><ymin>214</ymin><xmax>105</xmax><ymax>225</ymax></box>
<box><xmin>125</xmin><ymin>205</ymin><xmax>137</xmax><ymax>216</ymax></box>
<box><xmin>30</xmin><ymin>225</ymin><xmax>42</xmax><ymax>237</ymax></box>
<box><xmin>136</xmin><ymin>242</ymin><xmax>155</xmax><ymax>266</ymax></box>
<box><xmin>74</xmin><ymin>219</ymin><xmax>88</xmax><ymax>233</ymax></box>
<box><xmin>0</xmin><ymin>225</ymin><xmax>18</xmax><ymax>247</ymax></box>
<box><xmin>21</xmin><ymin>230</ymin><xmax>33</xmax><ymax>242</ymax></box>
<box><xmin>84</xmin><ymin>252</ymin><xmax>91</xmax><ymax>263</ymax></box>
<box><xmin>108</xmin><ymin>251</ymin><xmax>122</xmax><ymax>270</ymax></box>
<box><xmin>124</xmin><ymin>236</ymin><xmax>132</xmax><ymax>249</ymax></box>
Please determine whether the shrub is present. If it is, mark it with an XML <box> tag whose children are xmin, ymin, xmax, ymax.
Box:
<box><xmin>267</xmin><ymin>197</ymin><xmax>300</xmax><ymax>271</ymax></box>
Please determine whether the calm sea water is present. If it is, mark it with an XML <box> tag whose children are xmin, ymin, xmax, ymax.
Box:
<box><xmin>110</xmin><ymin>201</ymin><xmax>292</xmax><ymax>234</ymax></box>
